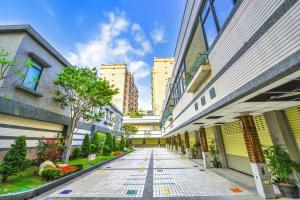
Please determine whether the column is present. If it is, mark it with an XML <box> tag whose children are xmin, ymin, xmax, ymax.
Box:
<box><xmin>212</xmin><ymin>125</ymin><xmax>228</xmax><ymax>168</ymax></box>
<box><xmin>264</xmin><ymin>110</ymin><xmax>300</xmax><ymax>185</ymax></box>
<box><xmin>240</xmin><ymin>114</ymin><xmax>275</xmax><ymax>199</ymax></box>
<box><xmin>184</xmin><ymin>131</ymin><xmax>192</xmax><ymax>158</ymax></box>
<box><xmin>194</xmin><ymin>130</ymin><xmax>202</xmax><ymax>159</ymax></box>
<box><xmin>172</xmin><ymin>135</ymin><xmax>177</xmax><ymax>152</ymax></box>
<box><xmin>199</xmin><ymin>127</ymin><xmax>211</xmax><ymax>168</ymax></box>
<box><xmin>177</xmin><ymin>134</ymin><xmax>183</xmax><ymax>155</ymax></box>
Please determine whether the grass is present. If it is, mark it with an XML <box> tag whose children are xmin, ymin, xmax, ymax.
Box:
<box><xmin>0</xmin><ymin>166</ymin><xmax>47</xmax><ymax>195</ymax></box>
<box><xmin>58</xmin><ymin>154</ymin><xmax>116</xmax><ymax>168</ymax></box>
<box><xmin>0</xmin><ymin>153</ymin><xmax>118</xmax><ymax>195</ymax></box>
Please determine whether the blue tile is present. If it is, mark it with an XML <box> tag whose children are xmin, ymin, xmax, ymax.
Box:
<box><xmin>59</xmin><ymin>190</ymin><xmax>73</xmax><ymax>194</ymax></box>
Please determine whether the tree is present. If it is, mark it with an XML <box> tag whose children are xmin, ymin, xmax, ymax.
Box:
<box><xmin>53</xmin><ymin>67</ymin><xmax>118</xmax><ymax>163</ymax></box>
<box><xmin>0</xmin><ymin>136</ymin><xmax>27</xmax><ymax>182</ymax></box>
<box><xmin>81</xmin><ymin>134</ymin><xmax>91</xmax><ymax>157</ymax></box>
<box><xmin>122</xmin><ymin>124</ymin><xmax>138</xmax><ymax>137</ymax></box>
<box><xmin>104</xmin><ymin>133</ymin><xmax>113</xmax><ymax>154</ymax></box>
<box><xmin>112</xmin><ymin>135</ymin><xmax>117</xmax><ymax>151</ymax></box>
<box><xmin>92</xmin><ymin>133</ymin><xmax>101</xmax><ymax>153</ymax></box>
<box><xmin>128</xmin><ymin>110</ymin><xmax>145</xmax><ymax>118</ymax></box>
<box><xmin>0</xmin><ymin>48</ymin><xmax>33</xmax><ymax>89</ymax></box>
<box><xmin>119</xmin><ymin>136</ymin><xmax>125</xmax><ymax>151</ymax></box>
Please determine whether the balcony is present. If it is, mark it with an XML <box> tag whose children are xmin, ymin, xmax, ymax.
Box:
<box><xmin>185</xmin><ymin>53</ymin><xmax>211</xmax><ymax>93</ymax></box>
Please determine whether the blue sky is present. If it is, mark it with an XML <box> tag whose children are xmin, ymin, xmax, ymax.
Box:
<box><xmin>0</xmin><ymin>0</ymin><xmax>185</xmax><ymax>110</ymax></box>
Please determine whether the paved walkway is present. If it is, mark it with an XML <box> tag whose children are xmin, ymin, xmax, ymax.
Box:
<box><xmin>36</xmin><ymin>148</ymin><xmax>262</xmax><ymax>200</ymax></box>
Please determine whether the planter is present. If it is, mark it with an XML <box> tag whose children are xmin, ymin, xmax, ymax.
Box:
<box><xmin>277</xmin><ymin>183</ymin><xmax>299</xmax><ymax>198</ymax></box>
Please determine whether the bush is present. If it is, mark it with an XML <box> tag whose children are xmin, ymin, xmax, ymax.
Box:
<box><xmin>58</xmin><ymin>165</ymin><xmax>78</xmax><ymax>176</ymax></box>
<box><xmin>36</xmin><ymin>136</ymin><xmax>64</xmax><ymax>164</ymax></box>
<box><xmin>73</xmin><ymin>164</ymin><xmax>84</xmax><ymax>171</ymax></box>
<box><xmin>112</xmin><ymin>136</ymin><xmax>117</xmax><ymax>151</ymax></box>
<box><xmin>41</xmin><ymin>168</ymin><xmax>61</xmax><ymax>181</ymax></box>
<box><xmin>81</xmin><ymin>134</ymin><xmax>91</xmax><ymax>157</ymax></box>
<box><xmin>102</xmin><ymin>145</ymin><xmax>110</xmax><ymax>155</ymax></box>
<box><xmin>90</xmin><ymin>144</ymin><xmax>97</xmax><ymax>154</ymax></box>
<box><xmin>113</xmin><ymin>151</ymin><xmax>121</xmax><ymax>156</ymax></box>
<box><xmin>104</xmin><ymin>133</ymin><xmax>112</xmax><ymax>154</ymax></box>
<box><xmin>119</xmin><ymin>136</ymin><xmax>125</xmax><ymax>151</ymax></box>
<box><xmin>0</xmin><ymin>136</ymin><xmax>27</xmax><ymax>182</ymax></box>
<box><xmin>72</xmin><ymin>147</ymin><xmax>81</xmax><ymax>158</ymax></box>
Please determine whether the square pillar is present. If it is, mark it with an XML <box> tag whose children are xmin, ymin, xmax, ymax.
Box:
<box><xmin>212</xmin><ymin>125</ymin><xmax>228</xmax><ymax>168</ymax></box>
<box><xmin>177</xmin><ymin>134</ymin><xmax>184</xmax><ymax>155</ymax></box>
<box><xmin>199</xmin><ymin>127</ymin><xmax>211</xmax><ymax>168</ymax></box>
<box><xmin>194</xmin><ymin>130</ymin><xmax>203</xmax><ymax>159</ymax></box>
<box><xmin>240</xmin><ymin>114</ymin><xmax>275</xmax><ymax>199</ymax></box>
<box><xmin>264</xmin><ymin>110</ymin><xmax>300</xmax><ymax>186</ymax></box>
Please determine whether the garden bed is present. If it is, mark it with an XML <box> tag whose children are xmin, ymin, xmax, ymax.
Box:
<box><xmin>0</xmin><ymin>153</ymin><xmax>118</xmax><ymax>195</ymax></box>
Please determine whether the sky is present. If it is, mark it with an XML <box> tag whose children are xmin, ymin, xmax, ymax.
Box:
<box><xmin>0</xmin><ymin>0</ymin><xmax>185</xmax><ymax>110</ymax></box>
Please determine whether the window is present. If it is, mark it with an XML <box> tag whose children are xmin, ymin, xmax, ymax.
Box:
<box><xmin>22</xmin><ymin>61</ymin><xmax>42</xmax><ymax>90</ymax></box>
<box><xmin>201</xmin><ymin>96</ymin><xmax>206</xmax><ymax>106</ymax></box>
<box><xmin>194</xmin><ymin>102</ymin><xmax>199</xmax><ymax>111</ymax></box>
<box><xmin>209</xmin><ymin>87</ymin><xmax>216</xmax><ymax>99</ymax></box>
<box><xmin>200</xmin><ymin>0</ymin><xmax>235</xmax><ymax>48</ymax></box>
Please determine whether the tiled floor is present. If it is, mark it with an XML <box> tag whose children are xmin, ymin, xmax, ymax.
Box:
<box><xmin>37</xmin><ymin>148</ymin><xmax>262</xmax><ymax>200</ymax></box>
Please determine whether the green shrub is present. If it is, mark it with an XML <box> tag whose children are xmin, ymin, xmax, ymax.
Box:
<box><xmin>119</xmin><ymin>136</ymin><xmax>125</xmax><ymax>151</ymax></box>
<box><xmin>73</xmin><ymin>164</ymin><xmax>84</xmax><ymax>171</ymax></box>
<box><xmin>36</xmin><ymin>136</ymin><xmax>64</xmax><ymax>164</ymax></box>
<box><xmin>0</xmin><ymin>136</ymin><xmax>27</xmax><ymax>182</ymax></box>
<box><xmin>112</xmin><ymin>136</ymin><xmax>117</xmax><ymax>151</ymax></box>
<box><xmin>72</xmin><ymin>147</ymin><xmax>81</xmax><ymax>158</ymax></box>
<box><xmin>81</xmin><ymin>134</ymin><xmax>91</xmax><ymax>157</ymax></box>
<box><xmin>41</xmin><ymin>168</ymin><xmax>61</xmax><ymax>181</ymax></box>
<box><xmin>104</xmin><ymin>133</ymin><xmax>112</xmax><ymax>154</ymax></box>
<box><xmin>102</xmin><ymin>145</ymin><xmax>110</xmax><ymax>155</ymax></box>
<box><xmin>92</xmin><ymin>133</ymin><xmax>100</xmax><ymax>153</ymax></box>
<box><xmin>90</xmin><ymin>144</ymin><xmax>97</xmax><ymax>154</ymax></box>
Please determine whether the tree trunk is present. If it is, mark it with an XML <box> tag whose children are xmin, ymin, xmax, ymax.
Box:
<box><xmin>62</xmin><ymin>120</ymin><xmax>76</xmax><ymax>163</ymax></box>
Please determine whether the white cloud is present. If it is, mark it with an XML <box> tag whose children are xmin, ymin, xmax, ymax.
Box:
<box><xmin>128</xmin><ymin>61</ymin><xmax>150</xmax><ymax>80</ymax></box>
<box><xmin>151</xmin><ymin>23</ymin><xmax>166</xmax><ymax>44</ymax></box>
<box><xmin>67</xmin><ymin>11</ymin><xmax>153</xmax><ymax>111</ymax></box>
<box><xmin>41</xmin><ymin>1</ymin><xmax>55</xmax><ymax>17</ymax></box>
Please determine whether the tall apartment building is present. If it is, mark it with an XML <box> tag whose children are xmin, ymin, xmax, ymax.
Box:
<box><xmin>162</xmin><ymin>0</ymin><xmax>300</xmax><ymax>199</ymax></box>
<box><xmin>100</xmin><ymin>64</ymin><xmax>138</xmax><ymax>114</ymax></box>
<box><xmin>152</xmin><ymin>58</ymin><xmax>174</xmax><ymax>116</ymax></box>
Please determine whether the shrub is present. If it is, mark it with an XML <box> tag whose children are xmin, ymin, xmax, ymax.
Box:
<box><xmin>92</xmin><ymin>133</ymin><xmax>100</xmax><ymax>153</ymax></box>
<box><xmin>90</xmin><ymin>144</ymin><xmax>97</xmax><ymax>154</ymax></box>
<box><xmin>119</xmin><ymin>136</ymin><xmax>125</xmax><ymax>151</ymax></box>
<box><xmin>36</xmin><ymin>136</ymin><xmax>64</xmax><ymax>164</ymax></box>
<box><xmin>81</xmin><ymin>134</ymin><xmax>91</xmax><ymax>157</ymax></box>
<box><xmin>102</xmin><ymin>145</ymin><xmax>110</xmax><ymax>155</ymax></box>
<box><xmin>113</xmin><ymin>151</ymin><xmax>121</xmax><ymax>156</ymax></box>
<box><xmin>112</xmin><ymin>136</ymin><xmax>117</xmax><ymax>151</ymax></box>
<box><xmin>73</xmin><ymin>164</ymin><xmax>84</xmax><ymax>171</ymax></box>
<box><xmin>72</xmin><ymin>147</ymin><xmax>81</xmax><ymax>158</ymax></box>
<box><xmin>58</xmin><ymin>165</ymin><xmax>78</xmax><ymax>176</ymax></box>
<box><xmin>41</xmin><ymin>168</ymin><xmax>61</xmax><ymax>181</ymax></box>
<box><xmin>104</xmin><ymin>133</ymin><xmax>112</xmax><ymax>154</ymax></box>
<box><xmin>0</xmin><ymin>136</ymin><xmax>27</xmax><ymax>182</ymax></box>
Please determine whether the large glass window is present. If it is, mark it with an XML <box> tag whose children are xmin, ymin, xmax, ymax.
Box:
<box><xmin>200</xmin><ymin>0</ymin><xmax>235</xmax><ymax>48</ymax></box>
<box><xmin>22</xmin><ymin>61</ymin><xmax>42</xmax><ymax>90</ymax></box>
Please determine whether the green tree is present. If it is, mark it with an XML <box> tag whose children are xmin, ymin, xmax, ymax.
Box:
<box><xmin>112</xmin><ymin>135</ymin><xmax>117</xmax><ymax>151</ymax></box>
<box><xmin>104</xmin><ymin>133</ymin><xmax>112</xmax><ymax>154</ymax></box>
<box><xmin>81</xmin><ymin>134</ymin><xmax>91</xmax><ymax>157</ymax></box>
<box><xmin>119</xmin><ymin>136</ymin><xmax>125</xmax><ymax>151</ymax></box>
<box><xmin>0</xmin><ymin>136</ymin><xmax>27</xmax><ymax>182</ymax></box>
<box><xmin>53</xmin><ymin>67</ymin><xmax>118</xmax><ymax>163</ymax></box>
<box><xmin>122</xmin><ymin>124</ymin><xmax>138</xmax><ymax>137</ymax></box>
<box><xmin>0</xmin><ymin>48</ymin><xmax>33</xmax><ymax>90</ymax></box>
<box><xmin>92</xmin><ymin>133</ymin><xmax>101</xmax><ymax>153</ymax></box>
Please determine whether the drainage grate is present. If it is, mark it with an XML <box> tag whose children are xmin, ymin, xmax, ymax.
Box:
<box><xmin>199</xmin><ymin>169</ymin><xmax>205</xmax><ymax>171</ymax></box>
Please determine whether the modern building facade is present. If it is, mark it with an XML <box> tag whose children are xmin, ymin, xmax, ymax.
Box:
<box><xmin>0</xmin><ymin>25</ymin><xmax>123</xmax><ymax>160</ymax></box>
<box><xmin>123</xmin><ymin>115</ymin><xmax>165</xmax><ymax>147</ymax></box>
<box><xmin>162</xmin><ymin>0</ymin><xmax>300</xmax><ymax>199</ymax></box>
<box><xmin>100</xmin><ymin>64</ymin><xmax>138</xmax><ymax>114</ymax></box>
<box><xmin>152</xmin><ymin>58</ymin><xmax>174</xmax><ymax>116</ymax></box>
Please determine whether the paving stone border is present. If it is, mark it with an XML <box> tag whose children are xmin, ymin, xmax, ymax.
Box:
<box><xmin>0</xmin><ymin>151</ymin><xmax>132</xmax><ymax>200</ymax></box>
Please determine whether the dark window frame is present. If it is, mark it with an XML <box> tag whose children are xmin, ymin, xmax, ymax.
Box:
<box><xmin>199</xmin><ymin>0</ymin><xmax>236</xmax><ymax>50</ymax></box>
<box><xmin>209</xmin><ymin>87</ymin><xmax>216</xmax><ymax>99</ymax></box>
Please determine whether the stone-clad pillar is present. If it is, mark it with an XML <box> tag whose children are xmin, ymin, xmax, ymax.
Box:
<box><xmin>177</xmin><ymin>134</ymin><xmax>183</xmax><ymax>155</ymax></box>
<box><xmin>199</xmin><ymin>127</ymin><xmax>211</xmax><ymax>168</ymax></box>
<box><xmin>194</xmin><ymin>130</ymin><xmax>202</xmax><ymax>159</ymax></box>
<box><xmin>240</xmin><ymin>114</ymin><xmax>275</xmax><ymax>199</ymax></box>
<box><xmin>264</xmin><ymin>110</ymin><xmax>300</xmax><ymax>186</ymax></box>
<box><xmin>212</xmin><ymin>125</ymin><xmax>228</xmax><ymax>168</ymax></box>
<box><xmin>184</xmin><ymin>131</ymin><xmax>192</xmax><ymax>158</ymax></box>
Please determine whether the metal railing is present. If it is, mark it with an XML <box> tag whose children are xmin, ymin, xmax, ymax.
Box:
<box><xmin>185</xmin><ymin>53</ymin><xmax>208</xmax><ymax>86</ymax></box>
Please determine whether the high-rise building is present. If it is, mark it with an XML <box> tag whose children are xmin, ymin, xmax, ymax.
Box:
<box><xmin>152</xmin><ymin>58</ymin><xmax>174</xmax><ymax>116</ymax></box>
<box><xmin>100</xmin><ymin>64</ymin><xmax>138</xmax><ymax>114</ymax></box>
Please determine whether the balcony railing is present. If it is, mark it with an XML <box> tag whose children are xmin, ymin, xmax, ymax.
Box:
<box><xmin>185</xmin><ymin>53</ymin><xmax>209</xmax><ymax>86</ymax></box>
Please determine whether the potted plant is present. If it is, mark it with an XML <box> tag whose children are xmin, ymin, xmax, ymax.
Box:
<box><xmin>190</xmin><ymin>144</ymin><xmax>197</xmax><ymax>159</ymax></box>
<box><xmin>263</xmin><ymin>145</ymin><xmax>300</xmax><ymax>198</ymax></box>
<box><xmin>208</xmin><ymin>139</ymin><xmax>221</xmax><ymax>168</ymax></box>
